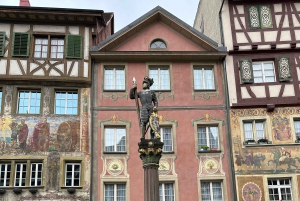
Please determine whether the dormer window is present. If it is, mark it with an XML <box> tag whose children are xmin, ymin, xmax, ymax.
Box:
<box><xmin>150</xmin><ymin>39</ymin><xmax>167</xmax><ymax>49</ymax></box>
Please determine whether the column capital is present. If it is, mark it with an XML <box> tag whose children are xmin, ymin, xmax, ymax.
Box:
<box><xmin>138</xmin><ymin>138</ymin><xmax>164</xmax><ymax>166</ymax></box>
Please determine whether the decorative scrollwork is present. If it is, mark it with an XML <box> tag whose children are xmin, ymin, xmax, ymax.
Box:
<box><xmin>100</xmin><ymin>93</ymin><xmax>128</xmax><ymax>101</ymax></box>
<box><xmin>193</xmin><ymin>92</ymin><xmax>220</xmax><ymax>100</ymax></box>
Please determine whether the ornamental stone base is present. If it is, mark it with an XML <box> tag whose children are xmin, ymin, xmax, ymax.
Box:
<box><xmin>138</xmin><ymin>138</ymin><xmax>164</xmax><ymax>201</ymax></box>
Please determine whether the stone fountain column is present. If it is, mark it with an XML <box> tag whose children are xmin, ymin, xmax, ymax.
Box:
<box><xmin>138</xmin><ymin>138</ymin><xmax>164</xmax><ymax>201</ymax></box>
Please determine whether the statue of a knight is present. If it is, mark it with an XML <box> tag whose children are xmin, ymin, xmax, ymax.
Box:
<box><xmin>130</xmin><ymin>76</ymin><xmax>160</xmax><ymax>139</ymax></box>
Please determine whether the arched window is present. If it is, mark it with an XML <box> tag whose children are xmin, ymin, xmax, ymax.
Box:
<box><xmin>150</xmin><ymin>39</ymin><xmax>167</xmax><ymax>49</ymax></box>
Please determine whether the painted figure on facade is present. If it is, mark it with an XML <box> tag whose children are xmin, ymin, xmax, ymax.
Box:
<box><xmin>130</xmin><ymin>76</ymin><xmax>160</xmax><ymax>139</ymax></box>
<box><xmin>9</xmin><ymin>121</ymin><xmax>18</xmax><ymax>148</ymax></box>
<box><xmin>18</xmin><ymin>119</ymin><xmax>29</xmax><ymax>149</ymax></box>
<box><xmin>30</xmin><ymin>116</ymin><xmax>50</xmax><ymax>151</ymax></box>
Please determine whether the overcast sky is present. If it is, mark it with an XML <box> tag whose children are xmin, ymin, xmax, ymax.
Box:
<box><xmin>1</xmin><ymin>0</ymin><xmax>199</xmax><ymax>32</ymax></box>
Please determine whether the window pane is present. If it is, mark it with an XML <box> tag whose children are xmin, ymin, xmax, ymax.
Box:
<box><xmin>162</xmin><ymin>128</ymin><xmax>172</xmax><ymax>152</ymax></box>
<box><xmin>197</xmin><ymin>127</ymin><xmax>207</xmax><ymax>150</ymax></box>
<box><xmin>209</xmin><ymin>127</ymin><xmax>218</xmax><ymax>149</ymax></box>
<box><xmin>104</xmin><ymin>68</ymin><xmax>125</xmax><ymax>90</ymax></box>
<box><xmin>244</xmin><ymin>123</ymin><xmax>253</xmax><ymax>140</ymax></box>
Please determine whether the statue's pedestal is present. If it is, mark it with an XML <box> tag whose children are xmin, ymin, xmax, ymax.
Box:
<box><xmin>138</xmin><ymin>138</ymin><xmax>164</xmax><ymax>201</ymax></box>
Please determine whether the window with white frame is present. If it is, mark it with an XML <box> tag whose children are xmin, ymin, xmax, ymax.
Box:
<box><xmin>104</xmin><ymin>127</ymin><xmax>126</xmax><ymax>152</ymax></box>
<box><xmin>30</xmin><ymin>163</ymin><xmax>43</xmax><ymax>186</ymax></box>
<box><xmin>104</xmin><ymin>183</ymin><xmax>126</xmax><ymax>201</ymax></box>
<box><xmin>194</xmin><ymin>67</ymin><xmax>215</xmax><ymax>90</ymax></box>
<box><xmin>159</xmin><ymin>182</ymin><xmax>174</xmax><ymax>201</ymax></box>
<box><xmin>0</xmin><ymin>163</ymin><xmax>11</xmax><ymax>187</ymax></box>
<box><xmin>201</xmin><ymin>181</ymin><xmax>223</xmax><ymax>201</ymax></box>
<box><xmin>104</xmin><ymin>67</ymin><xmax>125</xmax><ymax>90</ymax></box>
<box><xmin>14</xmin><ymin>163</ymin><xmax>27</xmax><ymax>187</ymax></box>
<box><xmin>268</xmin><ymin>178</ymin><xmax>292</xmax><ymax>201</ymax></box>
<box><xmin>65</xmin><ymin>163</ymin><xmax>81</xmax><ymax>187</ymax></box>
<box><xmin>161</xmin><ymin>127</ymin><xmax>173</xmax><ymax>152</ymax></box>
<box><xmin>243</xmin><ymin>120</ymin><xmax>265</xmax><ymax>141</ymax></box>
<box><xmin>253</xmin><ymin>61</ymin><xmax>276</xmax><ymax>83</ymax></box>
<box><xmin>197</xmin><ymin>126</ymin><xmax>219</xmax><ymax>150</ymax></box>
<box><xmin>34</xmin><ymin>37</ymin><xmax>64</xmax><ymax>59</ymax></box>
<box><xmin>149</xmin><ymin>67</ymin><xmax>170</xmax><ymax>90</ymax></box>
<box><xmin>55</xmin><ymin>91</ymin><xmax>78</xmax><ymax>115</ymax></box>
<box><xmin>17</xmin><ymin>90</ymin><xmax>41</xmax><ymax>114</ymax></box>
<box><xmin>294</xmin><ymin>119</ymin><xmax>300</xmax><ymax>139</ymax></box>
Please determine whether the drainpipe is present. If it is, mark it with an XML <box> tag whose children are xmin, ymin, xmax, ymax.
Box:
<box><xmin>90</xmin><ymin>60</ymin><xmax>95</xmax><ymax>201</ymax></box>
<box><xmin>220</xmin><ymin>0</ymin><xmax>238</xmax><ymax>200</ymax></box>
<box><xmin>219</xmin><ymin>0</ymin><xmax>225</xmax><ymax>47</ymax></box>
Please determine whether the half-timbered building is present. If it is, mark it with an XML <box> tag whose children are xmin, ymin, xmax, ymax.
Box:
<box><xmin>195</xmin><ymin>1</ymin><xmax>300</xmax><ymax>200</ymax></box>
<box><xmin>0</xmin><ymin>1</ymin><xmax>113</xmax><ymax>200</ymax></box>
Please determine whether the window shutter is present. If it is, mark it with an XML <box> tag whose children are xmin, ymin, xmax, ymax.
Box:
<box><xmin>66</xmin><ymin>35</ymin><xmax>82</xmax><ymax>59</ymax></box>
<box><xmin>259</xmin><ymin>5</ymin><xmax>273</xmax><ymax>28</ymax></box>
<box><xmin>277</xmin><ymin>56</ymin><xmax>292</xmax><ymax>81</ymax></box>
<box><xmin>239</xmin><ymin>58</ymin><xmax>254</xmax><ymax>84</ymax></box>
<box><xmin>0</xmin><ymin>32</ymin><xmax>5</xmax><ymax>56</ymax></box>
<box><xmin>12</xmin><ymin>32</ymin><xmax>30</xmax><ymax>57</ymax></box>
<box><xmin>248</xmin><ymin>5</ymin><xmax>260</xmax><ymax>29</ymax></box>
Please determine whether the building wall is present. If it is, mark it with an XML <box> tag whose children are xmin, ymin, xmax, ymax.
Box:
<box><xmin>0</xmin><ymin>22</ymin><xmax>92</xmax><ymax>200</ymax></box>
<box><xmin>194</xmin><ymin>0</ymin><xmax>223</xmax><ymax>46</ymax></box>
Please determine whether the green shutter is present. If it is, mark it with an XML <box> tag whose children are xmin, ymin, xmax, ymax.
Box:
<box><xmin>259</xmin><ymin>5</ymin><xmax>273</xmax><ymax>28</ymax></box>
<box><xmin>248</xmin><ymin>5</ymin><xmax>261</xmax><ymax>29</ymax></box>
<box><xmin>277</xmin><ymin>56</ymin><xmax>292</xmax><ymax>81</ymax></box>
<box><xmin>239</xmin><ymin>58</ymin><xmax>254</xmax><ymax>84</ymax></box>
<box><xmin>12</xmin><ymin>32</ymin><xmax>30</xmax><ymax>57</ymax></box>
<box><xmin>66</xmin><ymin>35</ymin><xmax>82</xmax><ymax>59</ymax></box>
<box><xmin>0</xmin><ymin>32</ymin><xmax>5</xmax><ymax>56</ymax></box>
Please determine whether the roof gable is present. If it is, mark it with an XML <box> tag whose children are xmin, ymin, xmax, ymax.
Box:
<box><xmin>97</xmin><ymin>6</ymin><xmax>219</xmax><ymax>52</ymax></box>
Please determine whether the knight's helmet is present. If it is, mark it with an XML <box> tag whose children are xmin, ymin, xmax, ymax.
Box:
<box><xmin>142</xmin><ymin>76</ymin><xmax>154</xmax><ymax>87</ymax></box>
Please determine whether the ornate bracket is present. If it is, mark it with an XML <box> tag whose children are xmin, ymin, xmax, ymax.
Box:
<box><xmin>99</xmin><ymin>115</ymin><xmax>131</xmax><ymax>128</ymax></box>
<box><xmin>192</xmin><ymin>114</ymin><xmax>224</xmax><ymax>126</ymax></box>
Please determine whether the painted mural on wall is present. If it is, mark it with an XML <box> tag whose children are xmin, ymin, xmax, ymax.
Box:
<box><xmin>0</xmin><ymin>115</ymin><xmax>80</xmax><ymax>155</ymax></box>
<box><xmin>231</xmin><ymin>107</ymin><xmax>300</xmax><ymax>174</ymax></box>
<box><xmin>242</xmin><ymin>182</ymin><xmax>262</xmax><ymax>201</ymax></box>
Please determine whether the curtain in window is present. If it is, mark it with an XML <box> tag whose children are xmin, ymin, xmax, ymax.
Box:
<box><xmin>160</xmin><ymin>69</ymin><xmax>170</xmax><ymax>90</ymax></box>
<box><xmin>104</xmin><ymin>69</ymin><xmax>114</xmax><ymax>90</ymax></box>
<box><xmin>117</xmin><ymin>184</ymin><xmax>126</xmax><ymax>201</ymax></box>
<box><xmin>194</xmin><ymin>69</ymin><xmax>203</xmax><ymax>90</ymax></box>
<box><xmin>264</xmin><ymin>63</ymin><xmax>275</xmax><ymax>82</ymax></box>
<box><xmin>294</xmin><ymin>121</ymin><xmax>300</xmax><ymax>137</ymax></box>
<box><xmin>105</xmin><ymin>128</ymin><xmax>115</xmax><ymax>152</ymax></box>
<box><xmin>204</xmin><ymin>69</ymin><xmax>214</xmax><ymax>89</ymax></box>
<box><xmin>212</xmin><ymin>182</ymin><xmax>223</xmax><ymax>201</ymax></box>
<box><xmin>164</xmin><ymin>183</ymin><xmax>174</xmax><ymax>201</ymax></box>
<box><xmin>197</xmin><ymin>127</ymin><xmax>207</xmax><ymax>150</ymax></box>
<box><xmin>255</xmin><ymin>122</ymin><xmax>264</xmax><ymax>139</ymax></box>
<box><xmin>116</xmin><ymin>128</ymin><xmax>126</xmax><ymax>152</ymax></box>
<box><xmin>244</xmin><ymin>123</ymin><xmax>253</xmax><ymax>140</ymax></box>
<box><xmin>105</xmin><ymin>184</ymin><xmax>114</xmax><ymax>201</ymax></box>
<box><xmin>149</xmin><ymin>69</ymin><xmax>158</xmax><ymax>90</ymax></box>
<box><xmin>201</xmin><ymin>182</ymin><xmax>211</xmax><ymax>201</ymax></box>
<box><xmin>209</xmin><ymin>127</ymin><xmax>218</xmax><ymax>149</ymax></box>
<box><xmin>115</xmin><ymin>69</ymin><xmax>125</xmax><ymax>90</ymax></box>
<box><xmin>162</xmin><ymin>128</ymin><xmax>172</xmax><ymax>152</ymax></box>
<box><xmin>253</xmin><ymin>63</ymin><xmax>263</xmax><ymax>83</ymax></box>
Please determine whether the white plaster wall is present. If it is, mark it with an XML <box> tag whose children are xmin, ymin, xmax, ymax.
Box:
<box><xmin>264</xmin><ymin>31</ymin><xmax>277</xmax><ymax>42</ymax></box>
<box><xmin>280</xmin><ymin>31</ymin><xmax>291</xmax><ymax>41</ymax></box>
<box><xmin>257</xmin><ymin>45</ymin><xmax>270</xmax><ymax>50</ymax></box>
<box><xmin>274</xmin><ymin>4</ymin><xmax>282</xmax><ymax>12</ymax></box>
<box><xmin>239</xmin><ymin>46</ymin><xmax>251</xmax><ymax>50</ymax></box>
<box><xmin>70</xmin><ymin>62</ymin><xmax>79</xmax><ymax>77</ymax></box>
<box><xmin>295</xmin><ymin>3</ymin><xmax>300</xmax><ymax>11</ymax></box>
<box><xmin>84</xmin><ymin>27</ymin><xmax>89</xmax><ymax>60</ymax></box>
<box><xmin>55</xmin><ymin>64</ymin><xmax>64</xmax><ymax>73</ymax></box>
<box><xmin>250</xmin><ymin>86</ymin><xmax>266</xmax><ymax>98</ymax></box>
<box><xmin>10</xmin><ymin>60</ymin><xmax>22</xmax><ymax>75</ymax></box>
<box><xmin>275</xmin><ymin>15</ymin><xmax>281</xmax><ymax>28</ymax></box>
<box><xmin>20</xmin><ymin>60</ymin><xmax>27</xmax><ymax>74</ymax></box>
<box><xmin>295</xmin><ymin>30</ymin><xmax>300</xmax><ymax>40</ymax></box>
<box><xmin>240</xmin><ymin>17</ymin><xmax>246</xmax><ymax>28</ymax></box>
<box><xmin>0</xmin><ymin>59</ymin><xmax>7</xmax><ymax>74</ymax></box>
<box><xmin>33</xmin><ymin>69</ymin><xmax>45</xmax><ymax>76</ymax></box>
<box><xmin>226</xmin><ymin>56</ymin><xmax>237</xmax><ymax>105</ymax></box>
<box><xmin>276</xmin><ymin>44</ymin><xmax>290</xmax><ymax>49</ymax></box>
<box><xmin>13</xmin><ymin>24</ymin><xmax>30</xmax><ymax>32</ymax></box>
<box><xmin>296</xmin><ymin>67</ymin><xmax>300</xmax><ymax>81</ymax></box>
<box><xmin>33</xmin><ymin>25</ymin><xmax>65</xmax><ymax>33</ymax></box>
<box><xmin>84</xmin><ymin>62</ymin><xmax>88</xmax><ymax>77</ymax></box>
<box><xmin>236</xmin><ymin>5</ymin><xmax>244</xmax><ymax>14</ymax></box>
<box><xmin>234</xmin><ymin>18</ymin><xmax>242</xmax><ymax>30</ymax></box>
<box><xmin>69</xmin><ymin>26</ymin><xmax>79</xmax><ymax>35</ymax></box>
<box><xmin>49</xmin><ymin>69</ymin><xmax>60</xmax><ymax>76</ymax></box>
<box><xmin>67</xmin><ymin>61</ymin><xmax>72</xmax><ymax>73</ymax></box>
<box><xmin>282</xmin><ymin>84</ymin><xmax>295</xmax><ymax>97</ymax></box>
<box><xmin>248</xmin><ymin>32</ymin><xmax>261</xmax><ymax>43</ymax></box>
<box><xmin>236</xmin><ymin>33</ymin><xmax>248</xmax><ymax>43</ymax></box>
<box><xmin>241</xmin><ymin>87</ymin><xmax>251</xmax><ymax>99</ymax></box>
<box><xmin>269</xmin><ymin>85</ymin><xmax>281</xmax><ymax>97</ymax></box>
<box><xmin>30</xmin><ymin>63</ymin><xmax>39</xmax><ymax>73</ymax></box>
<box><xmin>282</xmin><ymin>15</ymin><xmax>289</xmax><ymax>28</ymax></box>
